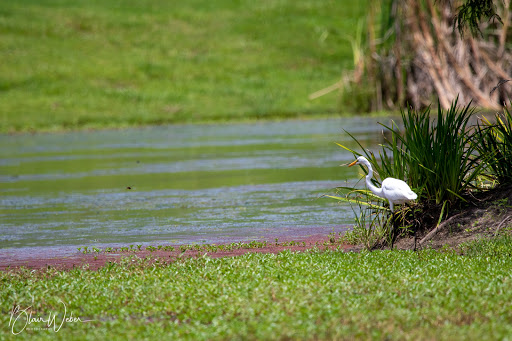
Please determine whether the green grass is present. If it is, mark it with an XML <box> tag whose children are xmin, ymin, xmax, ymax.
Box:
<box><xmin>459</xmin><ymin>234</ymin><xmax>512</xmax><ymax>257</ymax></box>
<box><xmin>2</xmin><ymin>239</ymin><xmax>512</xmax><ymax>340</ymax></box>
<box><xmin>0</xmin><ymin>0</ymin><xmax>368</xmax><ymax>132</ymax></box>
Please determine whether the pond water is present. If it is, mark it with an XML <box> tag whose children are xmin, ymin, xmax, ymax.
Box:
<box><xmin>0</xmin><ymin>118</ymin><xmax>387</xmax><ymax>253</ymax></box>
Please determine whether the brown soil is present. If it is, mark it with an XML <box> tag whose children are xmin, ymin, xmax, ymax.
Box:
<box><xmin>394</xmin><ymin>185</ymin><xmax>512</xmax><ymax>250</ymax></box>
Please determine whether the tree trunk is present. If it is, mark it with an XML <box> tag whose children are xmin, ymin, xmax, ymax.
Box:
<box><xmin>373</xmin><ymin>0</ymin><xmax>512</xmax><ymax>110</ymax></box>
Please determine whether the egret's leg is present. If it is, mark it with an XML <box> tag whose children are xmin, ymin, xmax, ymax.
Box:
<box><xmin>413</xmin><ymin>228</ymin><xmax>417</xmax><ymax>251</ymax></box>
<box><xmin>412</xmin><ymin>205</ymin><xmax>418</xmax><ymax>251</ymax></box>
<box><xmin>388</xmin><ymin>201</ymin><xmax>396</xmax><ymax>248</ymax></box>
<box><xmin>390</xmin><ymin>211</ymin><xmax>397</xmax><ymax>249</ymax></box>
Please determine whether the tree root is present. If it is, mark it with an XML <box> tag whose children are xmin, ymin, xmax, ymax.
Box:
<box><xmin>419</xmin><ymin>212</ymin><xmax>464</xmax><ymax>247</ymax></box>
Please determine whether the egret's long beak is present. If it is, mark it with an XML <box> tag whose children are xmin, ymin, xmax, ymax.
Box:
<box><xmin>347</xmin><ymin>160</ymin><xmax>358</xmax><ymax>167</ymax></box>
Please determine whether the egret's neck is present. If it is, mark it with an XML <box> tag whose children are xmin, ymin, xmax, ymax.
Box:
<box><xmin>363</xmin><ymin>160</ymin><xmax>383</xmax><ymax>198</ymax></box>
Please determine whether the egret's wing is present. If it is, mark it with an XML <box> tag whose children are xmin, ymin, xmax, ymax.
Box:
<box><xmin>381</xmin><ymin>178</ymin><xmax>417</xmax><ymax>202</ymax></box>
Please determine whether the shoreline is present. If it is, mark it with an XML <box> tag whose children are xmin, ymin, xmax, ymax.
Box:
<box><xmin>1</xmin><ymin>112</ymin><xmax>397</xmax><ymax>135</ymax></box>
<box><xmin>0</xmin><ymin>233</ymin><xmax>353</xmax><ymax>271</ymax></box>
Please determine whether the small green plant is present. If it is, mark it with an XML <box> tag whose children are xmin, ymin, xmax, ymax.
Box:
<box><xmin>328</xmin><ymin>186</ymin><xmax>392</xmax><ymax>248</ymax></box>
<box><xmin>328</xmin><ymin>229</ymin><xmax>336</xmax><ymax>244</ymax></box>
<box><xmin>342</xmin><ymin>205</ymin><xmax>390</xmax><ymax>250</ymax></box>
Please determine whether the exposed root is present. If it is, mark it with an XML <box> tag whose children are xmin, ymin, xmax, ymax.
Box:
<box><xmin>419</xmin><ymin>213</ymin><xmax>465</xmax><ymax>246</ymax></box>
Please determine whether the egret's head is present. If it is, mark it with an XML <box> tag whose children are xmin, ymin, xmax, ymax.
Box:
<box><xmin>348</xmin><ymin>156</ymin><xmax>367</xmax><ymax>167</ymax></box>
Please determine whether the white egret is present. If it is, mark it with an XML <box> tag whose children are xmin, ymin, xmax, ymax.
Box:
<box><xmin>348</xmin><ymin>156</ymin><xmax>417</xmax><ymax>212</ymax></box>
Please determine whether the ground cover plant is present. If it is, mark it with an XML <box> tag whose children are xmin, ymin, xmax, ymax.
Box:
<box><xmin>0</xmin><ymin>0</ymin><xmax>368</xmax><ymax>132</ymax></box>
<box><xmin>2</xmin><ymin>238</ymin><xmax>512</xmax><ymax>340</ymax></box>
<box><xmin>77</xmin><ymin>239</ymin><xmax>307</xmax><ymax>255</ymax></box>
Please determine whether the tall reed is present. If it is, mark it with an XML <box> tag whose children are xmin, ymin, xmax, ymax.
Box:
<box><xmin>395</xmin><ymin>99</ymin><xmax>483</xmax><ymax>204</ymax></box>
<box><xmin>474</xmin><ymin>106</ymin><xmax>512</xmax><ymax>185</ymax></box>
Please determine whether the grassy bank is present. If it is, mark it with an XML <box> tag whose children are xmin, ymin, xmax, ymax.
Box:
<box><xmin>2</xmin><ymin>238</ymin><xmax>512</xmax><ymax>339</ymax></box>
<box><xmin>0</xmin><ymin>0</ymin><xmax>367</xmax><ymax>133</ymax></box>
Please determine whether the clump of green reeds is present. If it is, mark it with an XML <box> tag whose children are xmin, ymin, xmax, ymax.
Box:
<box><xmin>340</xmin><ymin>98</ymin><xmax>484</xmax><ymax>205</ymax></box>
<box><xmin>334</xmin><ymin>98</ymin><xmax>489</xmax><ymax>247</ymax></box>
<box><xmin>474</xmin><ymin>105</ymin><xmax>512</xmax><ymax>185</ymax></box>
<box><xmin>395</xmin><ymin>98</ymin><xmax>484</xmax><ymax>204</ymax></box>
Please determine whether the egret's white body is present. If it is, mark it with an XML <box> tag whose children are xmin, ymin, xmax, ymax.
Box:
<box><xmin>349</xmin><ymin>156</ymin><xmax>417</xmax><ymax>212</ymax></box>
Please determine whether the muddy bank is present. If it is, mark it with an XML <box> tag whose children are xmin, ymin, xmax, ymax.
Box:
<box><xmin>394</xmin><ymin>185</ymin><xmax>512</xmax><ymax>250</ymax></box>
<box><xmin>0</xmin><ymin>234</ymin><xmax>352</xmax><ymax>271</ymax></box>
<box><xmin>394</xmin><ymin>204</ymin><xmax>512</xmax><ymax>250</ymax></box>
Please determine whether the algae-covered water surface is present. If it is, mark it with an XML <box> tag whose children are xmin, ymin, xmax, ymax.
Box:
<box><xmin>0</xmin><ymin>118</ymin><xmax>384</xmax><ymax>251</ymax></box>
